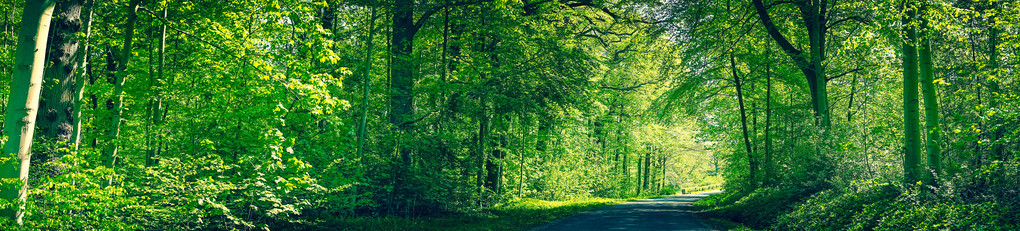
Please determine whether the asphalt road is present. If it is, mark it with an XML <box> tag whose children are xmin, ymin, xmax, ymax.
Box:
<box><xmin>532</xmin><ymin>190</ymin><xmax>723</xmax><ymax>231</ymax></box>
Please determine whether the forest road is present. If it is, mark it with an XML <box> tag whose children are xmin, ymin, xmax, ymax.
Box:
<box><xmin>532</xmin><ymin>190</ymin><xmax>722</xmax><ymax>231</ymax></box>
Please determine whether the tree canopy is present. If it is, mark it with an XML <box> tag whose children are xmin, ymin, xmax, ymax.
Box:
<box><xmin>0</xmin><ymin>0</ymin><xmax>1017</xmax><ymax>229</ymax></box>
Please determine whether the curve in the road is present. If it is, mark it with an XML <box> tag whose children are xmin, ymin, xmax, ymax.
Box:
<box><xmin>532</xmin><ymin>190</ymin><xmax>722</xmax><ymax>231</ymax></box>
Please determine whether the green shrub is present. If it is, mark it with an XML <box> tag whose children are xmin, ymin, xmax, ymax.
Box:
<box><xmin>775</xmin><ymin>181</ymin><xmax>897</xmax><ymax>230</ymax></box>
<box><xmin>708</xmin><ymin>187</ymin><xmax>807</xmax><ymax>229</ymax></box>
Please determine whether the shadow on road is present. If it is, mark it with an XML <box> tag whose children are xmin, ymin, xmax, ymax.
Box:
<box><xmin>533</xmin><ymin>190</ymin><xmax>723</xmax><ymax>231</ymax></box>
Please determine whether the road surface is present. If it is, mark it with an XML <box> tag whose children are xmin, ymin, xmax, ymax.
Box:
<box><xmin>533</xmin><ymin>190</ymin><xmax>722</xmax><ymax>231</ymax></box>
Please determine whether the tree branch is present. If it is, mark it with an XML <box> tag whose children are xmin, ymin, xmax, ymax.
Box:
<box><xmin>599</xmin><ymin>80</ymin><xmax>658</xmax><ymax>91</ymax></box>
<box><xmin>826</xmin><ymin>67</ymin><xmax>865</xmax><ymax>82</ymax></box>
<box><xmin>752</xmin><ymin>0</ymin><xmax>811</xmax><ymax>70</ymax></box>
<box><xmin>414</xmin><ymin>0</ymin><xmax>496</xmax><ymax>34</ymax></box>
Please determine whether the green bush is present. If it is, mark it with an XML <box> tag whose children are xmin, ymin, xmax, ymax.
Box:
<box><xmin>775</xmin><ymin>181</ymin><xmax>897</xmax><ymax>230</ymax></box>
<box><xmin>774</xmin><ymin>176</ymin><xmax>1020</xmax><ymax>231</ymax></box>
<box><xmin>707</xmin><ymin>186</ymin><xmax>807</xmax><ymax>229</ymax></box>
<box><xmin>658</xmin><ymin>185</ymin><xmax>677</xmax><ymax>195</ymax></box>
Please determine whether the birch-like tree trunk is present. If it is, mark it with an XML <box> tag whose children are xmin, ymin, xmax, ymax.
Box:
<box><xmin>104</xmin><ymin>0</ymin><xmax>142</xmax><ymax>169</ymax></box>
<box><xmin>69</xmin><ymin>0</ymin><xmax>95</xmax><ymax>150</ymax></box>
<box><xmin>0</xmin><ymin>0</ymin><xmax>56</xmax><ymax>224</ymax></box>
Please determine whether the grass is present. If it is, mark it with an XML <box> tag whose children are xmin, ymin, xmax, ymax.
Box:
<box><xmin>315</xmin><ymin>194</ymin><xmax>693</xmax><ymax>231</ymax></box>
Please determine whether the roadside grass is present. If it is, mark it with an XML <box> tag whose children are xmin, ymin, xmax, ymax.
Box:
<box><xmin>319</xmin><ymin>197</ymin><xmax>627</xmax><ymax>231</ymax></box>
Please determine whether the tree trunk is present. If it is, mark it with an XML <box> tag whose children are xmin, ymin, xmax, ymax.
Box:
<box><xmin>476</xmin><ymin>104</ymin><xmax>490</xmax><ymax>197</ymax></box>
<box><xmin>751</xmin><ymin>0</ymin><xmax>830</xmax><ymax>128</ymax></box>
<box><xmin>847</xmin><ymin>72</ymin><xmax>857</xmax><ymax>123</ymax></box>
<box><xmin>146</xmin><ymin>5</ymin><xmax>167</xmax><ymax>167</ymax></box>
<box><xmin>0</xmin><ymin>0</ymin><xmax>56</xmax><ymax>224</ymax></box>
<box><xmin>901</xmin><ymin>2</ymin><xmax>922</xmax><ymax>185</ymax></box>
<box><xmin>642</xmin><ymin>149</ymin><xmax>651</xmax><ymax>193</ymax></box>
<box><xmin>764</xmin><ymin>51</ymin><xmax>773</xmax><ymax>186</ymax></box>
<box><xmin>104</xmin><ymin>0</ymin><xmax>143</xmax><ymax>169</ymax></box>
<box><xmin>390</xmin><ymin>0</ymin><xmax>415</xmax><ymax>167</ymax></box>
<box><xmin>38</xmin><ymin>0</ymin><xmax>85</xmax><ymax>143</ymax></box>
<box><xmin>485</xmin><ymin>133</ymin><xmax>505</xmax><ymax>195</ymax></box>
<box><xmin>353</xmin><ymin>3</ymin><xmax>377</xmax><ymax>206</ymax></box>
<box><xmin>69</xmin><ymin>0</ymin><xmax>94</xmax><ymax>150</ymax></box>
<box><xmin>731</xmin><ymin>53</ymin><xmax>756</xmax><ymax>188</ymax></box>
<box><xmin>659</xmin><ymin>156</ymin><xmax>666</xmax><ymax>191</ymax></box>
<box><xmin>918</xmin><ymin>4</ymin><xmax>940</xmax><ymax>183</ymax></box>
<box><xmin>986</xmin><ymin>2</ymin><xmax>1003</xmax><ymax>160</ymax></box>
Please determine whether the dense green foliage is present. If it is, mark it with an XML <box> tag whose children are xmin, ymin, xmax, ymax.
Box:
<box><xmin>0</xmin><ymin>0</ymin><xmax>715</xmax><ymax>229</ymax></box>
<box><xmin>677</xmin><ymin>0</ymin><xmax>1020</xmax><ymax>230</ymax></box>
<box><xmin>0</xmin><ymin>0</ymin><xmax>1017</xmax><ymax>229</ymax></box>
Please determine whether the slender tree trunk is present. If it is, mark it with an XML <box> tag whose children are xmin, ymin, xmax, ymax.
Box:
<box><xmin>642</xmin><ymin>149</ymin><xmax>651</xmax><ymax>193</ymax></box>
<box><xmin>353</xmin><ymin>3</ymin><xmax>377</xmax><ymax>208</ymax></box>
<box><xmin>146</xmin><ymin>4</ymin><xmax>167</xmax><ymax>167</ymax></box>
<box><xmin>636</xmin><ymin>147</ymin><xmax>643</xmax><ymax>195</ymax></box>
<box><xmin>764</xmin><ymin>52</ymin><xmax>773</xmax><ymax>186</ymax></box>
<box><xmin>731</xmin><ymin>53</ymin><xmax>756</xmax><ymax>188</ymax></box>
<box><xmin>918</xmin><ymin>4</ymin><xmax>940</xmax><ymax>183</ymax></box>
<box><xmin>847</xmin><ymin>72</ymin><xmax>857</xmax><ymax>123</ymax></box>
<box><xmin>105</xmin><ymin>0</ymin><xmax>143</xmax><ymax>169</ymax></box>
<box><xmin>986</xmin><ymin>3</ymin><xmax>1003</xmax><ymax>160</ymax></box>
<box><xmin>70</xmin><ymin>0</ymin><xmax>94</xmax><ymax>150</ymax></box>
<box><xmin>901</xmin><ymin>2</ymin><xmax>922</xmax><ymax>185</ymax></box>
<box><xmin>659</xmin><ymin>156</ymin><xmax>666</xmax><ymax>191</ymax></box>
<box><xmin>0</xmin><ymin>0</ymin><xmax>56</xmax><ymax>224</ymax></box>
<box><xmin>476</xmin><ymin>104</ymin><xmax>490</xmax><ymax>198</ymax></box>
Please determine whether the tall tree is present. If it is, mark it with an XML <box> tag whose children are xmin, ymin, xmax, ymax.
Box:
<box><xmin>751</xmin><ymin>0</ymin><xmax>832</xmax><ymax>128</ymax></box>
<box><xmin>390</xmin><ymin>0</ymin><xmax>416</xmax><ymax>168</ymax></box>
<box><xmin>901</xmin><ymin>1</ymin><xmax>922</xmax><ymax>185</ymax></box>
<box><xmin>38</xmin><ymin>0</ymin><xmax>87</xmax><ymax>144</ymax></box>
<box><xmin>917</xmin><ymin>2</ymin><xmax>940</xmax><ymax>182</ymax></box>
<box><xmin>0</xmin><ymin>0</ymin><xmax>56</xmax><ymax>224</ymax></box>
<box><xmin>69</xmin><ymin>0</ymin><xmax>95</xmax><ymax>150</ymax></box>
<box><xmin>104</xmin><ymin>0</ymin><xmax>142</xmax><ymax>168</ymax></box>
<box><xmin>731</xmin><ymin>53</ymin><xmax>756</xmax><ymax>188</ymax></box>
<box><xmin>145</xmin><ymin>3</ymin><xmax>166</xmax><ymax>167</ymax></box>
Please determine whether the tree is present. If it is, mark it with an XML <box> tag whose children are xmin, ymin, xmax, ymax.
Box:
<box><xmin>901</xmin><ymin>0</ymin><xmax>921</xmax><ymax>185</ymax></box>
<box><xmin>0</xmin><ymin>0</ymin><xmax>56</xmax><ymax>224</ymax></box>
<box><xmin>730</xmin><ymin>52</ymin><xmax>756</xmax><ymax>188</ymax></box>
<box><xmin>104</xmin><ymin>0</ymin><xmax>142</xmax><ymax>169</ymax></box>
<box><xmin>38</xmin><ymin>0</ymin><xmax>87</xmax><ymax>144</ymax></box>
<box><xmin>917</xmin><ymin>2</ymin><xmax>940</xmax><ymax>183</ymax></box>
<box><xmin>751</xmin><ymin>0</ymin><xmax>833</xmax><ymax>128</ymax></box>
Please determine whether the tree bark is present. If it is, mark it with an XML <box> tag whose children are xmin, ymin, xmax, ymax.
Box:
<box><xmin>986</xmin><ymin>2</ymin><xmax>1003</xmax><ymax>160</ymax></box>
<box><xmin>390</xmin><ymin>0</ymin><xmax>415</xmax><ymax>167</ymax></box>
<box><xmin>751</xmin><ymin>0</ymin><xmax>830</xmax><ymax>128</ymax></box>
<box><xmin>731</xmin><ymin>53</ymin><xmax>756</xmax><ymax>188</ymax></box>
<box><xmin>38</xmin><ymin>0</ymin><xmax>85</xmax><ymax>143</ymax></box>
<box><xmin>918</xmin><ymin>3</ymin><xmax>940</xmax><ymax>183</ymax></box>
<box><xmin>357</xmin><ymin>4</ymin><xmax>377</xmax><ymax>173</ymax></box>
<box><xmin>151</xmin><ymin>4</ymin><xmax>167</xmax><ymax>166</ymax></box>
<box><xmin>70</xmin><ymin>0</ymin><xmax>95</xmax><ymax>150</ymax></box>
<box><xmin>764</xmin><ymin>51</ymin><xmax>773</xmax><ymax>186</ymax></box>
<box><xmin>901</xmin><ymin>2</ymin><xmax>922</xmax><ymax>185</ymax></box>
<box><xmin>104</xmin><ymin>0</ymin><xmax>143</xmax><ymax>169</ymax></box>
<box><xmin>0</xmin><ymin>0</ymin><xmax>56</xmax><ymax>224</ymax></box>
<box><xmin>642</xmin><ymin>148</ymin><xmax>651</xmax><ymax>193</ymax></box>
